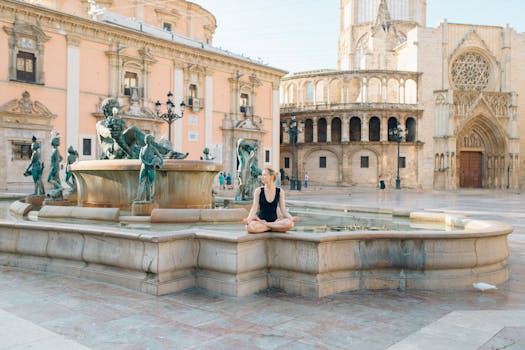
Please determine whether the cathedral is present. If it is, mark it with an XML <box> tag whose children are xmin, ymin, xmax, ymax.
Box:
<box><xmin>280</xmin><ymin>0</ymin><xmax>522</xmax><ymax>190</ymax></box>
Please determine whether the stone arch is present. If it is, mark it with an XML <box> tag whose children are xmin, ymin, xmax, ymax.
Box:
<box><xmin>304</xmin><ymin>118</ymin><xmax>314</xmax><ymax>143</ymax></box>
<box><xmin>456</xmin><ymin>113</ymin><xmax>508</xmax><ymax>189</ymax></box>
<box><xmin>405</xmin><ymin>117</ymin><xmax>416</xmax><ymax>142</ymax></box>
<box><xmin>387</xmin><ymin>117</ymin><xmax>399</xmax><ymax>141</ymax></box>
<box><xmin>318</xmin><ymin>118</ymin><xmax>327</xmax><ymax>142</ymax></box>
<box><xmin>347</xmin><ymin>147</ymin><xmax>380</xmax><ymax>186</ymax></box>
<box><xmin>349</xmin><ymin>116</ymin><xmax>361</xmax><ymax>141</ymax></box>
<box><xmin>369</xmin><ymin>116</ymin><xmax>381</xmax><ymax>142</ymax></box>
<box><xmin>331</xmin><ymin>117</ymin><xmax>342</xmax><ymax>142</ymax></box>
<box><xmin>302</xmin><ymin>148</ymin><xmax>341</xmax><ymax>186</ymax></box>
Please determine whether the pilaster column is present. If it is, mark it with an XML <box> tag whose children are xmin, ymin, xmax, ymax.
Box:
<box><xmin>173</xmin><ymin>67</ymin><xmax>184</xmax><ymax>151</ymax></box>
<box><xmin>205</xmin><ymin>74</ymin><xmax>213</xmax><ymax>148</ymax></box>
<box><xmin>66</xmin><ymin>34</ymin><xmax>81</xmax><ymax>151</ymax></box>
<box><xmin>380</xmin><ymin>115</ymin><xmax>388</xmax><ymax>141</ymax></box>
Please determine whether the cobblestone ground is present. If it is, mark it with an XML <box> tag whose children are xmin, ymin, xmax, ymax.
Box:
<box><xmin>0</xmin><ymin>188</ymin><xmax>524</xmax><ymax>349</ymax></box>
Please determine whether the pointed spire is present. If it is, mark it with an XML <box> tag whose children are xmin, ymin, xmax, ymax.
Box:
<box><xmin>375</xmin><ymin>0</ymin><xmax>392</xmax><ymax>32</ymax></box>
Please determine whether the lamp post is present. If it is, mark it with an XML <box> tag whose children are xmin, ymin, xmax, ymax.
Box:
<box><xmin>282</xmin><ymin>113</ymin><xmax>302</xmax><ymax>190</ymax></box>
<box><xmin>155</xmin><ymin>91</ymin><xmax>185</xmax><ymax>144</ymax></box>
<box><xmin>388</xmin><ymin>121</ymin><xmax>405</xmax><ymax>190</ymax></box>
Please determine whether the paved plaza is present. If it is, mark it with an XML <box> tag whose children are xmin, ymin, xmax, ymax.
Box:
<box><xmin>1</xmin><ymin>188</ymin><xmax>525</xmax><ymax>349</ymax></box>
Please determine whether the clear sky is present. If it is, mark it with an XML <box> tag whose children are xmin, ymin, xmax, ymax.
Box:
<box><xmin>191</xmin><ymin>1</ymin><xmax>525</xmax><ymax>74</ymax></box>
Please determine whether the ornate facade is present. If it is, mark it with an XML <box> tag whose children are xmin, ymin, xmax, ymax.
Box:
<box><xmin>0</xmin><ymin>0</ymin><xmax>285</xmax><ymax>192</ymax></box>
<box><xmin>281</xmin><ymin>0</ymin><xmax>522</xmax><ymax>190</ymax></box>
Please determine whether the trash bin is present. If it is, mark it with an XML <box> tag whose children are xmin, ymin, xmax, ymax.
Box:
<box><xmin>297</xmin><ymin>180</ymin><xmax>302</xmax><ymax>191</ymax></box>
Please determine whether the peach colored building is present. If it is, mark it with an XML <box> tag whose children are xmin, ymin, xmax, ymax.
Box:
<box><xmin>0</xmin><ymin>0</ymin><xmax>286</xmax><ymax>192</ymax></box>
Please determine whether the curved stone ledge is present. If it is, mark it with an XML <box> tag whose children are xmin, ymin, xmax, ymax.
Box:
<box><xmin>0</xmin><ymin>211</ymin><xmax>512</xmax><ymax>297</ymax></box>
<box><xmin>9</xmin><ymin>200</ymin><xmax>33</xmax><ymax>216</ymax></box>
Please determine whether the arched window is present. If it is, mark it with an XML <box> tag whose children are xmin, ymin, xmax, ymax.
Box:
<box><xmin>304</xmin><ymin>119</ymin><xmax>313</xmax><ymax>143</ymax></box>
<box><xmin>331</xmin><ymin>117</ymin><xmax>342</xmax><ymax>142</ymax></box>
<box><xmin>388</xmin><ymin>117</ymin><xmax>399</xmax><ymax>141</ymax></box>
<box><xmin>405</xmin><ymin>117</ymin><xmax>416</xmax><ymax>142</ymax></box>
<box><xmin>306</xmin><ymin>82</ymin><xmax>314</xmax><ymax>102</ymax></box>
<box><xmin>318</xmin><ymin>118</ymin><xmax>327</xmax><ymax>142</ymax></box>
<box><xmin>350</xmin><ymin>117</ymin><xmax>361</xmax><ymax>141</ymax></box>
<box><xmin>369</xmin><ymin>116</ymin><xmax>380</xmax><ymax>142</ymax></box>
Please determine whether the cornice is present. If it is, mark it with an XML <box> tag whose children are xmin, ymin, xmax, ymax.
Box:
<box><xmin>0</xmin><ymin>0</ymin><xmax>286</xmax><ymax>81</ymax></box>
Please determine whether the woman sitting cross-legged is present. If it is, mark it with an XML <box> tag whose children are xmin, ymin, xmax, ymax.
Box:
<box><xmin>242</xmin><ymin>167</ymin><xmax>299</xmax><ymax>233</ymax></box>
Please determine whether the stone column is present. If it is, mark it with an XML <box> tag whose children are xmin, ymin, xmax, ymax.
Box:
<box><xmin>362</xmin><ymin>116</ymin><xmax>369</xmax><ymax>142</ymax></box>
<box><xmin>341</xmin><ymin>115</ymin><xmax>349</xmax><ymax>142</ymax></box>
<box><xmin>66</xmin><ymin>35</ymin><xmax>81</xmax><ymax>151</ymax></box>
<box><xmin>326</xmin><ymin>117</ymin><xmax>332</xmax><ymax>143</ymax></box>
<box><xmin>313</xmin><ymin>118</ymin><xmax>318</xmax><ymax>143</ymax></box>
<box><xmin>380</xmin><ymin>115</ymin><xmax>388</xmax><ymax>141</ymax></box>
<box><xmin>204</xmin><ymin>74</ymin><xmax>213</xmax><ymax>148</ymax></box>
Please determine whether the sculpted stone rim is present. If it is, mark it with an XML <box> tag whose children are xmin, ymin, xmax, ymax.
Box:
<box><xmin>0</xmin><ymin>209</ymin><xmax>512</xmax><ymax>297</ymax></box>
<box><xmin>71</xmin><ymin>159</ymin><xmax>222</xmax><ymax>171</ymax></box>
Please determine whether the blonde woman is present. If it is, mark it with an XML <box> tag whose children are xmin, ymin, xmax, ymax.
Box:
<box><xmin>243</xmin><ymin>167</ymin><xmax>298</xmax><ymax>233</ymax></box>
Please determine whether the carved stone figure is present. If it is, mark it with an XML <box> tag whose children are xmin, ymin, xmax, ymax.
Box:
<box><xmin>235</xmin><ymin>138</ymin><xmax>261</xmax><ymax>201</ymax></box>
<box><xmin>65</xmin><ymin>146</ymin><xmax>79</xmax><ymax>193</ymax></box>
<box><xmin>135</xmin><ymin>134</ymin><xmax>164</xmax><ymax>203</ymax></box>
<box><xmin>23</xmin><ymin>136</ymin><xmax>45</xmax><ymax>196</ymax></box>
<box><xmin>96</xmin><ymin>99</ymin><xmax>188</xmax><ymax>160</ymax></box>
<box><xmin>48</xmin><ymin>133</ymin><xmax>64</xmax><ymax>200</ymax></box>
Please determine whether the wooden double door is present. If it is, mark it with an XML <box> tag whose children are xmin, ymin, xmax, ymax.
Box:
<box><xmin>460</xmin><ymin>151</ymin><xmax>482</xmax><ymax>188</ymax></box>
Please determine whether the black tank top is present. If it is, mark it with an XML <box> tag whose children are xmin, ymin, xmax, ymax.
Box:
<box><xmin>258</xmin><ymin>187</ymin><xmax>280</xmax><ymax>222</ymax></box>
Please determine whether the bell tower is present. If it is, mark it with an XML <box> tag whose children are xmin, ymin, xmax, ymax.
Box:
<box><xmin>338</xmin><ymin>0</ymin><xmax>427</xmax><ymax>70</ymax></box>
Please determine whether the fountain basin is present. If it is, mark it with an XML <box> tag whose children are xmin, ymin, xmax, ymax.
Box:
<box><xmin>0</xmin><ymin>209</ymin><xmax>511</xmax><ymax>297</ymax></box>
<box><xmin>71</xmin><ymin>160</ymin><xmax>221</xmax><ymax>209</ymax></box>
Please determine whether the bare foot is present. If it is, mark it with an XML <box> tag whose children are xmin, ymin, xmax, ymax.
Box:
<box><xmin>292</xmin><ymin>216</ymin><xmax>299</xmax><ymax>222</ymax></box>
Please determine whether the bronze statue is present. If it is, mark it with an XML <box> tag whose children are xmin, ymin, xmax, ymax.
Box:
<box><xmin>23</xmin><ymin>136</ymin><xmax>45</xmax><ymax>196</ymax></box>
<box><xmin>48</xmin><ymin>133</ymin><xmax>63</xmax><ymax>200</ymax></box>
<box><xmin>96</xmin><ymin>99</ymin><xmax>188</xmax><ymax>160</ymax></box>
<box><xmin>65</xmin><ymin>146</ymin><xmax>79</xmax><ymax>193</ymax></box>
<box><xmin>200</xmin><ymin>147</ymin><xmax>215</xmax><ymax>160</ymax></box>
<box><xmin>235</xmin><ymin>138</ymin><xmax>261</xmax><ymax>201</ymax></box>
<box><xmin>135</xmin><ymin>134</ymin><xmax>164</xmax><ymax>203</ymax></box>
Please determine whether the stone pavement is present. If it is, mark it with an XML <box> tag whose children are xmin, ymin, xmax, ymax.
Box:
<box><xmin>1</xmin><ymin>187</ymin><xmax>525</xmax><ymax>349</ymax></box>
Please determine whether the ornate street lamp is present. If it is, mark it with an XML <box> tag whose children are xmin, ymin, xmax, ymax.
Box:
<box><xmin>155</xmin><ymin>91</ymin><xmax>185</xmax><ymax>144</ymax></box>
<box><xmin>388</xmin><ymin>121</ymin><xmax>405</xmax><ymax>190</ymax></box>
<box><xmin>282</xmin><ymin>113</ymin><xmax>303</xmax><ymax>190</ymax></box>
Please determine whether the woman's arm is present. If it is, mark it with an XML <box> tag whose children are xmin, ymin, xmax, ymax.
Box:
<box><xmin>245</xmin><ymin>187</ymin><xmax>261</xmax><ymax>222</ymax></box>
<box><xmin>278</xmin><ymin>190</ymin><xmax>294</xmax><ymax>220</ymax></box>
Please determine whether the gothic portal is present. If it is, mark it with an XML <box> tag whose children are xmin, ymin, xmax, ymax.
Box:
<box><xmin>280</xmin><ymin>0</ymin><xmax>522</xmax><ymax>190</ymax></box>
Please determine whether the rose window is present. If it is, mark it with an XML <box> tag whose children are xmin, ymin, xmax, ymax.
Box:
<box><xmin>451</xmin><ymin>53</ymin><xmax>490</xmax><ymax>91</ymax></box>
